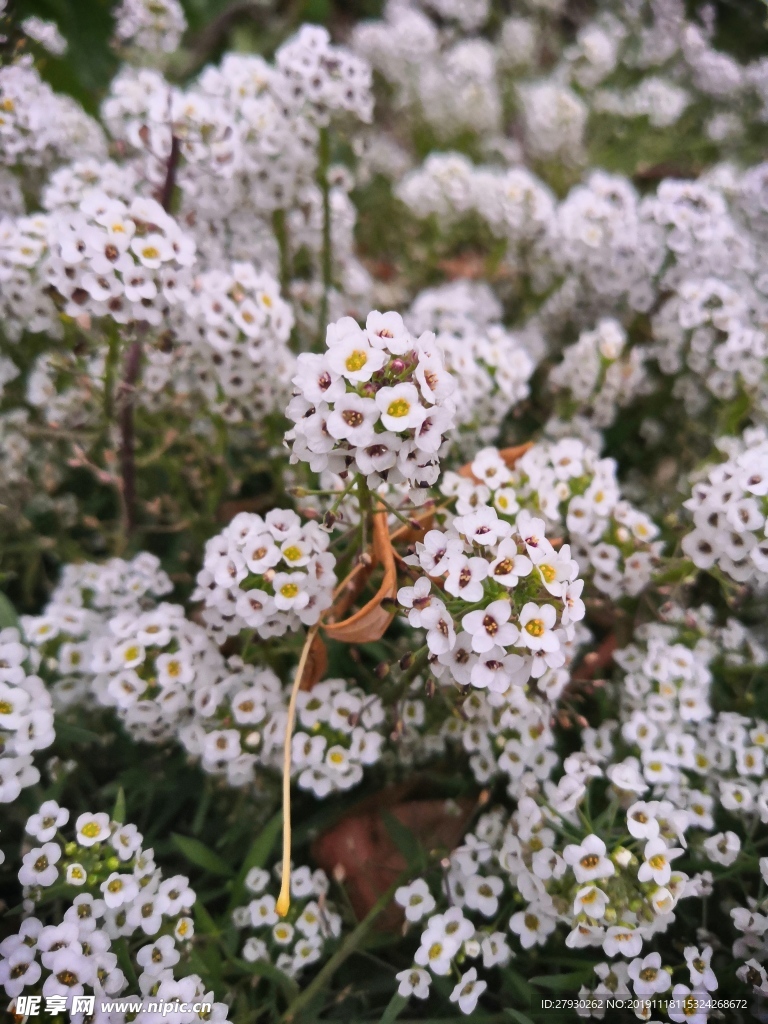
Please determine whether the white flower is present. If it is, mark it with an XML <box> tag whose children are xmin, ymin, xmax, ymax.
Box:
<box><xmin>628</xmin><ymin>953</ymin><xmax>671</xmax><ymax>997</ymax></box>
<box><xmin>509</xmin><ymin>905</ymin><xmax>557</xmax><ymax>949</ymax></box>
<box><xmin>573</xmin><ymin>885</ymin><xmax>609</xmax><ymax>920</ymax></box>
<box><xmin>637</xmin><ymin>837</ymin><xmax>684</xmax><ymax>886</ymax></box>
<box><xmin>75</xmin><ymin>812</ymin><xmax>111</xmax><ymax>847</ymax></box>
<box><xmin>449</xmin><ymin>968</ymin><xmax>487</xmax><ymax>1015</ymax></box>
<box><xmin>702</xmin><ymin>830</ymin><xmax>740</xmax><ymax>866</ymax></box>
<box><xmin>517</xmin><ymin>602</ymin><xmax>560</xmax><ymax>652</ymax></box>
<box><xmin>376</xmin><ymin>383</ymin><xmax>426</xmax><ymax>432</ymax></box>
<box><xmin>396</xmin><ymin>966</ymin><xmax>431</xmax><ymax>999</ymax></box>
<box><xmin>563</xmin><ymin>835</ymin><xmax>615</xmax><ymax>884</ymax></box>
<box><xmin>18</xmin><ymin>842</ymin><xmax>60</xmax><ymax>887</ymax></box>
<box><xmin>25</xmin><ymin>800</ymin><xmax>69</xmax><ymax>842</ymax></box>
<box><xmin>462</xmin><ymin>600</ymin><xmax>518</xmax><ymax>654</ymax></box>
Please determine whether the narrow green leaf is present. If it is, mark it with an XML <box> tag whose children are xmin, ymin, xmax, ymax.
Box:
<box><xmin>0</xmin><ymin>592</ymin><xmax>20</xmax><ymax>630</ymax></box>
<box><xmin>54</xmin><ymin>720</ymin><xmax>102</xmax><ymax>745</ymax></box>
<box><xmin>230</xmin><ymin>956</ymin><xmax>299</xmax><ymax>1001</ymax></box>
<box><xmin>193</xmin><ymin>900</ymin><xmax>220</xmax><ymax>935</ymax></box>
<box><xmin>379</xmin><ymin>993</ymin><xmax>408</xmax><ymax>1024</ymax></box>
<box><xmin>172</xmin><ymin>834</ymin><xmax>233</xmax><ymax>877</ymax></box>
<box><xmin>529</xmin><ymin>969</ymin><xmax>593</xmax><ymax>991</ymax></box>
<box><xmin>504</xmin><ymin>1010</ymin><xmax>536</xmax><ymax>1024</ymax></box>
<box><xmin>228</xmin><ymin>811</ymin><xmax>283</xmax><ymax>911</ymax></box>
<box><xmin>112</xmin><ymin>786</ymin><xmax>126</xmax><ymax>825</ymax></box>
<box><xmin>382</xmin><ymin>811</ymin><xmax>422</xmax><ymax>869</ymax></box>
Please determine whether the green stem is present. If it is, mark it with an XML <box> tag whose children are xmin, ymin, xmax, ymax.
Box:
<box><xmin>280</xmin><ymin>873</ymin><xmax>407</xmax><ymax>1023</ymax></box>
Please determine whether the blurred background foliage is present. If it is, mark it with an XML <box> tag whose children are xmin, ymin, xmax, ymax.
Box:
<box><xmin>12</xmin><ymin>0</ymin><xmax>768</xmax><ymax>111</ymax></box>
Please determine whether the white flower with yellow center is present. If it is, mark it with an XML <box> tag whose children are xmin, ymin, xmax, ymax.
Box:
<box><xmin>375</xmin><ymin>382</ymin><xmax>427</xmax><ymax>432</ymax></box>
<box><xmin>326</xmin><ymin>330</ymin><xmax>386</xmax><ymax>383</ymax></box>
<box><xmin>517</xmin><ymin>602</ymin><xmax>559</xmax><ymax>653</ymax></box>
<box><xmin>272</xmin><ymin>572</ymin><xmax>310</xmax><ymax>612</ymax></box>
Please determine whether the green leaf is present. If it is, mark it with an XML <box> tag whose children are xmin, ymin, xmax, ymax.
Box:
<box><xmin>378</xmin><ymin>993</ymin><xmax>408</xmax><ymax>1024</ymax></box>
<box><xmin>382</xmin><ymin>811</ymin><xmax>423</xmax><ymax>869</ymax></box>
<box><xmin>193</xmin><ymin>901</ymin><xmax>220</xmax><ymax>936</ymax></box>
<box><xmin>227</xmin><ymin>811</ymin><xmax>283</xmax><ymax>911</ymax></box>
<box><xmin>54</xmin><ymin>720</ymin><xmax>102</xmax><ymax>745</ymax></box>
<box><xmin>0</xmin><ymin>592</ymin><xmax>19</xmax><ymax>629</ymax></box>
<box><xmin>172</xmin><ymin>834</ymin><xmax>233</xmax><ymax>877</ymax></box>
<box><xmin>504</xmin><ymin>1010</ymin><xmax>536</xmax><ymax>1024</ymax></box>
<box><xmin>112</xmin><ymin>787</ymin><xmax>126</xmax><ymax>825</ymax></box>
<box><xmin>529</xmin><ymin>969</ymin><xmax>593</xmax><ymax>991</ymax></box>
<box><xmin>230</xmin><ymin>956</ymin><xmax>299</xmax><ymax>1001</ymax></box>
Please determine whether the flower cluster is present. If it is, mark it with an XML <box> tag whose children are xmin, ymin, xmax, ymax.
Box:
<box><xmin>112</xmin><ymin>0</ymin><xmax>187</xmax><ymax>55</ymax></box>
<box><xmin>549</xmin><ymin>319</ymin><xmax>651</xmax><ymax>429</ymax></box>
<box><xmin>682</xmin><ymin>427</ymin><xmax>768</xmax><ymax>585</ymax></box>
<box><xmin>90</xmin><ymin>604</ymin><xmax>226</xmax><ymax>743</ymax></box>
<box><xmin>286</xmin><ymin>311</ymin><xmax>457</xmax><ymax>497</ymax></box>
<box><xmin>232</xmin><ymin>863</ymin><xmax>341</xmax><ymax>978</ymax></box>
<box><xmin>0</xmin><ymin>803</ymin><xmax>228</xmax><ymax>1024</ymax></box>
<box><xmin>0</xmin><ymin>628</ymin><xmax>54</xmax><ymax>804</ymax></box>
<box><xmin>46</xmin><ymin>194</ymin><xmax>196</xmax><ymax>327</ymax></box>
<box><xmin>441</xmin><ymin>442</ymin><xmax>663</xmax><ymax>599</ymax></box>
<box><xmin>194</xmin><ymin>509</ymin><xmax>337</xmax><ymax>640</ymax></box>
<box><xmin>401</xmin><ymin>504</ymin><xmax>584</xmax><ymax>693</ymax></box>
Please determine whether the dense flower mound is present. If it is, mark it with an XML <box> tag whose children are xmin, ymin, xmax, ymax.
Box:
<box><xmin>2</xmin><ymin>0</ymin><xmax>768</xmax><ymax>1020</ymax></box>
<box><xmin>286</xmin><ymin>311</ymin><xmax>457</xmax><ymax>497</ymax></box>
<box><xmin>194</xmin><ymin>509</ymin><xmax>337</xmax><ymax>640</ymax></box>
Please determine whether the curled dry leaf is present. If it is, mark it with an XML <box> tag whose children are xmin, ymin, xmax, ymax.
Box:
<box><xmin>322</xmin><ymin>507</ymin><xmax>397</xmax><ymax>644</ymax></box>
<box><xmin>298</xmin><ymin>628</ymin><xmax>329</xmax><ymax>693</ymax></box>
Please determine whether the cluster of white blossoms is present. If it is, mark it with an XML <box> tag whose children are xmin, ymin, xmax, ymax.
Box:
<box><xmin>276</xmin><ymin>25</ymin><xmax>373</xmax><ymax>126</ymax></box>
<box><xmin>0</xmin><ymin>59</ymin><xmax>106</xmax><ymax>172</ymax></box>
<box><xmin>194</xmin><ymin>510</ymin><xmax>337</xmax><ymax>640</ymax></box>
<box><xmin>441</xmin><ymin>442</ymin><xmax>662</xmax><ymax>599</ymax></box>
<box><xmin>183</xmin><ymin>262</ymin><xmax>294</xmax><ymax>365</ymax></box>
<box><xmin>0</xmin><ymin>627</ymin><xmax>54</xmax><ymax>804</ymax></box>
<box><xmin>289</xmin><ymin>679</ymin><xmax>385</xmax><ymax>797</ymax></box>
<box><xmin>90</xmin><ymin>604</ymin><xmax>225</xmax><ymax>744</ymax></box>
<box><xmin>400</xmin><ymin>504</ymin><xmax>584</xmax><ymax>693</ymax></box>
<box><xmin>0</xmin><ymin>213</ymin><xmax>62</xmax><ymax>342</ymax></box>
<box><xmin>682</xmin><ymin>427</ymin><xmax>768</xmax><ymax>585</ymax></box>
<box><xmin>609</xmin><ymin>609</ymin><xmax>768</xmax><ymax>829</ymax></box>
<box><xmin>0</xmin><ymin>803</ymin><xmax>230</xmax><ymax>1024</ymax></box>
<box><xmin>549</xmin><ymin>319</ymin><xmax>652</xmax><ymax>430</ymax></box>
<box><xmin>21</xmin><ymin>553</ymin><xmax>173</xmax><ymax>710</ymax></box>
<box><xmin>5</xmin><ymin>0</ymin><xmax>768</xmax><ymax>1018</ymax></box>
<box><xmin>233</xmin><ymin>864</ymin><xmax>341</xmax><ymax>979</ymax></box>
<box><xmin>406</xmin><ymin>282</ymin><xmax>538</xmax><ymax>449</ymax></box>
<box><xmin>45</xmin><ymin>194</ymin><xmax>196</xmax><ymax>327</ymax></box>
<box><xmin>650</xmin><ymin>277</ymin><xmax>768</xmax><ymax>414</ymax></box>
<box><xmin>112</xmin><ymin>0</ymin><xmax>187</xmax><ymax>55</ymax></box>
<box><xmin>286</xmin><ymin>311</ymin><xmax>457</xmax><ymax>497</ymax></box>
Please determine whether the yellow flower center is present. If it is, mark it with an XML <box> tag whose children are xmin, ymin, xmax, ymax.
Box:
<box><xmin>539</xmin><ymin>564</ymin><xmax>556</xmax><ymax>583</ymax></box>
<box><xmin>280</xmin><ymin>583</ymin><xmax>299</xmax><ymax>599</ymax></box>
<box><xmin>0</xmin><ymin>700</ymin><xmax>12</xmax><ymax>714</ymax></box>
<box><xmin>81</xmin><ymin>821</ymin><xmax>102</xmax><ymax>838</ymax></box>
<box><xmin>141</xmin><ymin>246</ymin><xmax>160</xmax><ymax>260</ymax></box>
<box><xmin>283</xmin><ymin>545</ymin><xmax>302</xmax><ymax>562</ymax></box>
<box><xmin>345</xmin><ymin>350</ymin><xmax>368</xmax><ymax>372</ymax></box>
<box><xmin>525</xmin><ymin>618</ymin><xmax>545</xmax><ymax>637</ymax></box>
<box><xmin>386</xmin><ymin>398</ymin><xmax>411</xmax><ymax>418</ymax></box>
<box><xmin>124</xmin><ymin>645</ymin><xmax>141</xmax><ymax>662</ymax></box>
<box><xmin>648</xmin><ymin>854</ymin><xmax>667</xmax><ymax>870</ymax></box>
